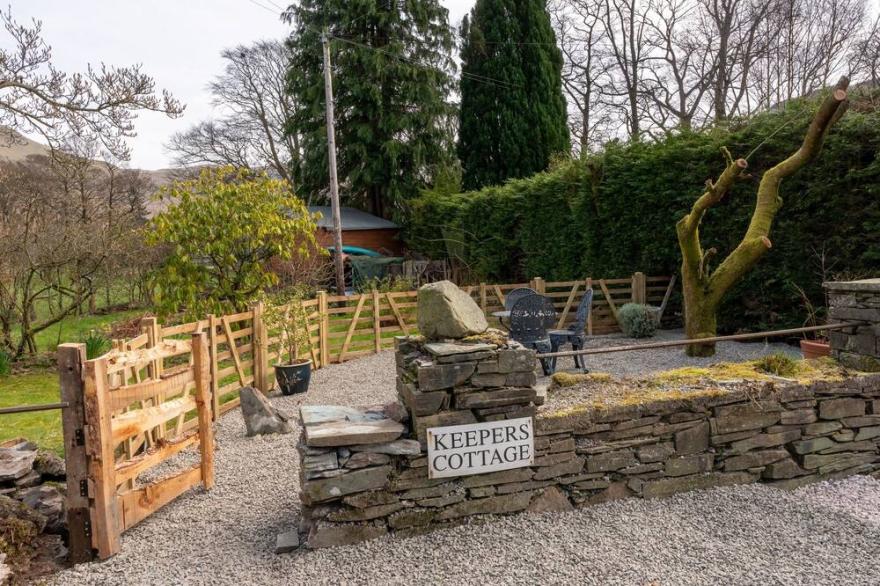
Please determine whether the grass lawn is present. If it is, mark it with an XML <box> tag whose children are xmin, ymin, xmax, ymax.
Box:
<box><xmin>0</xmin><ymin>371</ymin><xmax>63</xmax><ymax>455</ymax></box>
<box><xmin>32</xmin><ymin>308</ymin><xmax>143</xmax><ymax>353</ymax></box>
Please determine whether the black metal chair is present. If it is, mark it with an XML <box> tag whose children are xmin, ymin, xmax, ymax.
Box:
<box><xmin>504</xmin><ymin>287</ymin><xmax>537</xmax><ymax>311</ymax></box>
<box><xmin>548</xmin><ymin>288</ymin><xmax>593</xmax><ymax>372</ymax></box>
<box><xmin>508</xmin><ymin>294</ymin><xmax>557</xmax><ymax>375</ymax></box>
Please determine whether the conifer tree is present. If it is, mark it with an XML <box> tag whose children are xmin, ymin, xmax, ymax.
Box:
<box><xmin>458</xmin><ymin>0</ymin><xmax>569</xmax><ymax>191</ymax></box>
<box><xmin>284</xmin><ymin>1</ymin><xmax>456</xmax><ymax>219</ymax></box>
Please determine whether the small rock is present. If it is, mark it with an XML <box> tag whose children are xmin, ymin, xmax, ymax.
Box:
<box><xmin>0</xmin><ymin>448</ymin><xmax>37</xmax><ymax>482</ymax></box>
<box><xmin>34</xmin><ymin>450</ymin><xmax>66</xmax><ymax>479</ymax></box>
<box><xmin>275</xmin><ymin>530</ymin><xmax>300</xmax><ymax>554</ymax></box>
<box><xmin>527</xmin><ymin>486</ymin><xmax>573</xmax><ymax>513</ymax></box>
<box><xmin>239</xmin><ymin>387</ymin><xmax>293</xmax><ymax>436</ymax></box>
<box><xmin>17</xmin><ymin>485</ymin><xmax>65</xmax><ymax>534</ymax></box>
<box><xmin>417</xmin><ymin>281</ymin><xmax>488</xmax><ymax>339</ymax></box>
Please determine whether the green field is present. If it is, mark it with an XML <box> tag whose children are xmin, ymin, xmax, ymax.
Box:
<box><xmin>0</xmin><ymin>371</ymin><xmax>63</xmax><ymax>455</ymax></box>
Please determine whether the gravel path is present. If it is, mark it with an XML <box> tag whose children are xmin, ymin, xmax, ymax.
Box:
<box><xmin>50</xmin><ymin>334</ymin><xmax>880</xmax><ymax>586</ymax></box>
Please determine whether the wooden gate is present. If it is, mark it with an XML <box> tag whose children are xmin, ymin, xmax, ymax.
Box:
<box><xmin>59</xmin><ymin>332</ymin><xmax>215</xmax><ymax>560</ymax></box>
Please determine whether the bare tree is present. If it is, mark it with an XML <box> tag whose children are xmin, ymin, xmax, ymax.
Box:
<box><xmin>551</xmin><ymin>0</ymin><xmax>614</xmax><ymax>153</ymax></box>
<box><xmin>642</xmin><ymin>0</ymin><xmax>715</xmax><ymax>132</ymax></box>
<box><xmin>599</xmin><ymin>0</ymin><xmax>653</xmax><ymax>141</ymax></box>
<box><xmin>850</xmin><ymin>14</ymin><xmax>880</xmax><ymax>87</ymax></box>
<box><xmin>167</xmin><ymin>40</ymin><xmax>302</xmax><ymax>187</ymax></box>
<box><xmin>0</xmin><ymin>8</ymin><xmax>183</xmax><ymax>159</ymax></box>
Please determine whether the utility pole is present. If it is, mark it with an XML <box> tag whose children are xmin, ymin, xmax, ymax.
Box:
<box><xmin>322</xmin><ymin>30</ymin><xmax>346</xmax><ymax>295</ymax></box>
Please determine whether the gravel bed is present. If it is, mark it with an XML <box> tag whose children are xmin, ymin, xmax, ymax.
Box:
<box><xmin>49</xmin><ymin>333</ymin><xmax>880</xmax><ymax>586</ymax></box>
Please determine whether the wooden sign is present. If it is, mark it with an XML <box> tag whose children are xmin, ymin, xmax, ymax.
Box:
<box><xmin>426</xmin><ymin>417</ymin><xmax>534</xmax><ymax>479</ymax></box>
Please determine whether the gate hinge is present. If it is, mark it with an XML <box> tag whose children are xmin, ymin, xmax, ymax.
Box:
<box><xmin>79</xmin><ymin>479</ymin><xmax>89</xmax><ymax>498</ymax></box>
<box><xmin>74</xmin><ymin>428</ymin><xmax>85</xmax><ymax>446</ymax></box>
<box><xmin>83</xmin><ymin>517</ymin><xmax>92</xmax><ymax>538</ymax></box>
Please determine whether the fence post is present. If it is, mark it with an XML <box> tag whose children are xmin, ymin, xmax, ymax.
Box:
<box><xmin>208</xmin><ymin>314</ymin><xmax>220</xmax><ymax>420</ymax></box>
<box><xmin>191</xmin><ymin>332</ymin><xmax>215</xmax><ymax>490</ymax></box>
<box><xmin>372</xmin><ymin>288</ymin><xmax>381</xmax><ymax>354</ymax></box>
<box><xmin>58</xmin><ymin>343</ymin><xmax>93</xmax><ymax>564</ymax></box>
<box><xmin>632</xmin><ymin>272</ymin><xmax>647</xmax><ymax>304</ymax></box>
<box><xmin>317</xmin><ymin>291</ymin><xmax>329</xmax><ymax>368</ymax></box>
<box><xmin>534</xmin><ymin>277</ymin><xmax>546</xmax><ymax>294</ymax></box>
<box><xmin>82</xmin><ymin>357</ymin><xmax>120</xmax><ymax>559</ymax></box>
<box><xmin>140</xmin><ymin>316</ymin><xmax>164</xmax><ymax>440</ymax></box>
<box><xmin>480</xmin><ymin>283</ymin><xmax>487</xmax><ymax>312</ymax></box>
<box><xmin>251</xmin><ymin>302</ymin><xmax>267</xmax><ymax>392</ymax></box>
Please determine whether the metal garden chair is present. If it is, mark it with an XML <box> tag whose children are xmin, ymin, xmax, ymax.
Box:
<box><xmin>504</xmin><ymin>287</ymin><xmax>538</xmax><ymax>311</ymax></box>
<box><xmin>548</xmin><ymin>288</ymin><xmax>593</xmax><ymax>373</ymax></box>
<box><xmin>508</xmin><ymin>294</ymin><xmax>557</xmax><ymax>375</ymax></box>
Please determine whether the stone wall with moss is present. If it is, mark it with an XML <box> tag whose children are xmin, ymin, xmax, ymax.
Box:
<box><xmin>296</xmin><ymin>338</ymin><xmax>880</xmax><ymax>549</ymax></box>
<box><xmin>826</xmin><ymin>278</ymin><xmax>880</xmax><ymax>372</ymax></box>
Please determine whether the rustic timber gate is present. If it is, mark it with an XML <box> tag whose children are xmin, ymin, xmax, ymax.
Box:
<box><xmin>59</xmin><ymin>332</ymin><xmax>215</xmax><ymax>560</ymax></box>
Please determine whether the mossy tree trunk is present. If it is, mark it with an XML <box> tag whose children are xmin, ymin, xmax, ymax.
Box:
<box><xmin>676</xmin><ymin>77</ymin><xmax>850</xmax><ymax>357</ymax></box>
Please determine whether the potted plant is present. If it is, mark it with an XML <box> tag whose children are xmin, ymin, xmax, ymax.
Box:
<box><xmin>263</xmin><ymin>294</ymin><xmax>312</xmax><ymax>395</ymax></box>
<box><xmin>792</xmin><ymin>283</ymin><xmax>830</xmax><ymax>359</ymax></box>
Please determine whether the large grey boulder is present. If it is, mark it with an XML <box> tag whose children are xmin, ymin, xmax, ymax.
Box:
<box><xmin>240</xmin><ymin>387</ymin><xmax>293</xmax><ymax>436</ymax></box>
<box><xmin>417</xmin><ymin>281</ymin><xmax>488</xmax><ymax>340</ymax></box>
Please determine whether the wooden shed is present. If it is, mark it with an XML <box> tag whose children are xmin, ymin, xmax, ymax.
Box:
<box><xmin>309</xmin><ymin>206</ymin><xmax>403</xmax><ymax>256</ymax></box>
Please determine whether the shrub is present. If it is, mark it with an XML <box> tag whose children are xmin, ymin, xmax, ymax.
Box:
<box><xmin>82</xmin><ymin>330</ymin><xmax>111</xmax><ymax>360</ymax></box>
<box><xmin>0</xmin><ymin>350</ymin><xmax>10</xmax><ymax>376</ymax></box>
<box><xmin>755</xmin><ymin>352</ymin><xmax>799</xmax><ymax>377</ymax></box>
<box><xmin>618</xmin><ymin>303</ymin><xmax>657</xmax><ymax>338</ymax></box>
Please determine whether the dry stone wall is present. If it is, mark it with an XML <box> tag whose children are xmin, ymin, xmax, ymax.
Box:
<box><xmin>826</xmin><ymin>278</ymin><xmax>880</xmax><ymax>371</ymax></box>
<box><xmin>296</xmin><ymin>336</ymin><xmax>880</xmax><ymax>549</ymax></box>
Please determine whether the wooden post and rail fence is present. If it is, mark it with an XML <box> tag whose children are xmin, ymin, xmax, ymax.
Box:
<box><xmin>53</xmin><ymin>272</ymin><xmax>674</xmax><ymax>561</ymax></box>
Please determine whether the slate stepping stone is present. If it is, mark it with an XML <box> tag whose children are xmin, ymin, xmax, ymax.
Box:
<box><xmin>303</xmin><ymin>418</ymin><xmax>405</xmax><ymax>447</ymax></box>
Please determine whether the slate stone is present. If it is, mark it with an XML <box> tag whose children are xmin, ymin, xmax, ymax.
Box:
<box><xmin>401</xmin><ymin>482</ymin><xmax>457</xmax><ymax>500</ymax></box>
<box><xmin>436</xmin><ymin>490</ymin><xmax>535</xmax><ymax>520</ymax></box>
<box><xmin>33</xmin><ymin>450</ymin><xmax>66</xmax><ymax>479</ymax></box>
<box><xmin>498</xmin><ymin>349</ymin><xmax>535</xmax><ymax>373</ymax></box>
<box><xmin>803</xmin><ymin>421</ymin><xmax>843</xmax><ymax>436</ymax></box>
<box><xmin>527</xmin><ymin>486</ymin><xmax>574</xmax><ymax>513</ymax></box>
<box><xmin>275</xmin><ymin>530</ymin><xmax>300</xmax><ymax>554</ymax></box>
<box><xmin>586</xmin><ymin>450</ymin><xmax>638</xmax><ymax>473</ymax></box>
<box><xmin>342</xmin><ymin>490</ymin><xmax>399</xmax><ymax>509</ymax></box>
<box><xmin>389</xmin><ymin>508</ymin><xmax>437</xmax><ymax>529</ymax></box>
<box><xmin>327</xmin><ymin>502</ymin><xmax>405</xmax><ymax>522</ymax></box>
<box><xmin>348</xmin><ymin>439</ymin><xmax>422</xmax><ymax>455</ymax></box>
<box><xmin>17</xmin><ymin>484</ymin><xmax>65</xmax><ymax>533</ymax></box>
<box><xmin>723</xmin><ymin>449</ymin><xmax>788</xmax><ymax>472</ymax></box>
<box><xmin>344</xmin><ymin>452</ymin><xmax>391</xmax><ymax>469</ymax></box>
<box><xmin>14</xmin><ymin>470</ymin><xmax>41</xmax><ymax>488</ymax></box>
<box><xmin>817</xmin><ymin>440</ymin><xmax>877</xmax><ymax>454</ymax></box>
<box><xmin>306</xmin><ymin>522</ymin><xmax>388</xmax><ymax>549</ymax></box>
<box><xmin>832</xmin><ymin>430</ymin><xmax>855</xmax><ymax>442</ymax></box>
<box><xmin>584</xmin><ymin>482</ymin><xmax>634</xmax><ymax>505</ymax></box>
<box><xmin>302</xmin><ymin>466</ymin><xmax>392</xmax><ymax>504</ymax></box>
<box><xmin>455</xmin><ymin>388</ymin><xmax>536</xmax><ymax>409</ymax></box>
<box><xmin>666</xmin><ymin>454</ymin><xmax>713</xmax><ymax>477</ymax></box>
<box><xmin>470</xmin><ymin>373</ymin><xmax>508</xmax><ymax>388</ymax></box>
<box><xmin>506</xmin><ymin>372</ymin><xmax>538</xmax><ymax>387</ymax></box>
<box><xmin>419</xmin><ymin>493</ymin><xmax>466</xmax><ymax>508</ymax></box>
<box><xmin>819</xmin><ymin>398</ymin><xmax>866</xmax><ymax>420</ymax></box>
<box><xmin>468</xmin><ymin>486</ymin><xmax>496</xmax><ymax>498</ymax></box>
<box><xmin>791</xmin><ymin>437</ymin><xmax>836</xmax><ymax>454</ymax></box>
<box><xmin>762</xmin><ymin>457</ymin><xmax>809</xmax><ymax>480</ymax></box>
<box><xmin>417</xmin><ymin>362</ymin><xmax>477</xmax><ymax>391</ymax></box>
<box><xmin>854</xmin><ymin>426</ymin><xmax>880</xmax><ymax>441</ymax></box>
<box><xmin>299</xmin><ymin>405</ymin><xmax>390</xmax><ymax>426</ymax></box>
<box><xmin>461</xmin><ymin>467</ymin><xmax>533</xmax><ymax>488</ymax></box>
<box><xmin>303</xmin><ymin>452</ymin><xmax>339</xmax><ymax>478</ymax></box>
<box><xmin>727</xmin><ymin>430</ymin><xmax>802</xmax><ymax>454</ymax></box>
<box><xmin>534</xmin><ymin>457</ymin><xmax>585</xmax><ymax>481</ymax></box>
<box><xmin>0</xmin><ymin>448</ymin><xmax>37</xmax><ymax>482</ymax></box>
<box><xmin>674</xmin><ymin>421</ymin><xmax>709</xmax><ymax>455</ymax></box>
<box><xmin>303</xmin><ymin>418</ymin><xmax>404</xmax><ymax>447</ymax></box>
<box><xmin>841</xmin><ymin>415</ymin><xmax>880</xmax><ymax>428</ymax></box>
<box><xmin>807</xmin><ymin>452</ymin><xmax>878</xmax><ymax>474</ymax></box>
<box><xmin>533</xmin><ymin>451</ymin><xmax>575</xmax><ymax>467</ymax></box>
<box><xmin>417</xmin><ymin>281</ymin><xmax>488</xmax><ymax>339</ymax></box>
<box><xmin>711</xmin><ymin>413</ymin><xmax>780</xmax><ymax>435</ymax></box>
<box><xmin>642</xmin><ymin>472</ymin><xmax>756</xmax><ymax>499</ymax></box>
<box><xmin>780</xmin><ymin>409</ymin><xmax>817</xmax><ymax>425</ymax></box>
<box><xmin>398</xmin><ymin>379</ymin><xmax>448</xmax><ymax>416</ymax></box>
<box><xmin>413</xmin><ymin>410</ymin><xmax>477</xmax><ymax>446</ymax></box>
<box><xmin>571</xmin><ymin>479</ymin><xmax>611</xmax><ymax>490</ymax></box>
<box><xmin>495</xmin><ymin>480</ymin><xmax>554</xmax><ymax>495</ymax></box>
<box><xmin>714</xmin><ymin>401</ymin><xmax>783</xmax><ymax>418</ymax></box>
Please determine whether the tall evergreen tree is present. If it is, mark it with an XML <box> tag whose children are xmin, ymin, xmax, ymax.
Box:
<box><xmin>458</xmin><ymin>0</ymin><xmax>569</xmax><ymax>191</ymax></box>
<box><xmin>284</xmin><ymin>1</ymin><xmax>456</xmax><ymax>219</ymax></box>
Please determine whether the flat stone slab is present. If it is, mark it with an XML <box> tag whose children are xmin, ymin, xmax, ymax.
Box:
<box><xmin>303</xmin><ymin>418</ymin><xmax>405</xmax><ymax>447</ymax></box>
<box><xmin>275</xmin><ymin>531</ymin><xmax>300</xmax><ymax>554</ymax></box>
<box><xmin>300</xmin><ymin>406</ymin><xmax>387</xmax><ymax>426</ymax></box>
<box><xmin>349</xmin><ymin>439</ymin><xmax>422</xmax><ymax>455</ymax></box>
<box><xmin>424</xmin><ymin>342</ymin><xmax>496</xmax><ymax>357</ymax></box>
<box><xmin>0</xmin><ymin>448</ymin><xmax>36</xmax><ymax>482</ymax></box>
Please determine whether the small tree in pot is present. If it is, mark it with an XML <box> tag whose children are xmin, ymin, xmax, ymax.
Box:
<box><xmin>264</xmin><ymin>294</ymin><xmax>312</xmax><ymax>395</ymax></box>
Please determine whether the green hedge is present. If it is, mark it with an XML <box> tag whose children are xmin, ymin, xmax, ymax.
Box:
<box><xmin>404</xmin><ymin>92</ymin><xmax>880</xmax><ymax>332</ymax></box>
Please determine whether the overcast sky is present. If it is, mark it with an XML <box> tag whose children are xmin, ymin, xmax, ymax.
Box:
<box><xmin>7</xmin><ymin>0</ymin><xmax>475</xmax><ymax>170</ymax></box>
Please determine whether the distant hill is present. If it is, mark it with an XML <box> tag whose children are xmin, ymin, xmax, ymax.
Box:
<box><xmin>0</xmin><ymin>127</ymin><xmax>177</xmax><ymax>217</ymax></box>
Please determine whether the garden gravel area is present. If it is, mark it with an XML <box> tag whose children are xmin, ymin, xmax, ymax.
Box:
<box><xmin>50</xmin><ymin>333</ymin><xmax>880</xmax><ymax>586</ymax></box>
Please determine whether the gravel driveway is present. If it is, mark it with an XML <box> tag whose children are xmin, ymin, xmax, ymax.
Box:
<box><xmin>51</xmin><ymin>334</ymin><xmax>880</xmax><ymax>586</ymax></box>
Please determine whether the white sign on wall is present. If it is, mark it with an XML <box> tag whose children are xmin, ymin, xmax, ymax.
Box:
<box><xmin>426</xmin><ymin>417</ymin><xmax>534</xmax><ymax>479</ymax></box>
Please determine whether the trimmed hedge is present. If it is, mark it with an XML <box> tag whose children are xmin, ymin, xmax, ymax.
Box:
<box><xmin>404</xmin><ymin>92</ymin><xmax>880</xmax><ymax>332</ymax></box>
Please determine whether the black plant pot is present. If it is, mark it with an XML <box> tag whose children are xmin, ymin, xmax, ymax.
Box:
<box><xmin>274</xmin><ymin>360</ymin><xmax>312</xmax><ymax>395</ymax></box>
